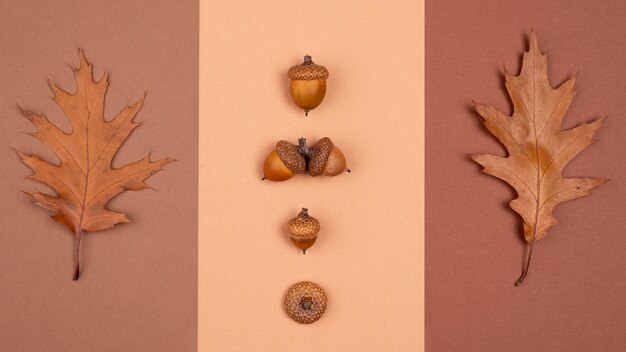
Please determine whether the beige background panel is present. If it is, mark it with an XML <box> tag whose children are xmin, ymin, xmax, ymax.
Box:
<box><xmin>199</xmin><ymin>0</ymin><xmax>424</xmax><ymax>350</ymax></box>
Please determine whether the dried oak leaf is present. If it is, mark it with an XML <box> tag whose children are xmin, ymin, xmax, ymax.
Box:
<box><xmin>17</xmin><ymin>51</ymin><xmax>174</xmax><ymax>280</ymax></box>
<box><xmin>471</xmin><ymin>32</ymin><xmax>606</xmax><ymax>285</ymax></box>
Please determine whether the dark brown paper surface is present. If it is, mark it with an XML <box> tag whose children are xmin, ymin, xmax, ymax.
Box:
<box><xmin>0</xmin><ymin>1</ymin><xmax>198</xmax><ymax>351</ymax></box>
<box><xmin>425</xmin><ymin>1</ymin><xmax>626</xmax><ymax>351</ymax></box>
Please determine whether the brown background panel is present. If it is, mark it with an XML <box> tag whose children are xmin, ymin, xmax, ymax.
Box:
<box><xmin>0</xmin><ymin>1</ymin><xmax>197</xmax><ymax>351</ymax></box>
<box><xmin>426</xmin><ymin>1</ymin><xmax>625</xmax><ymax>351</ymax></box>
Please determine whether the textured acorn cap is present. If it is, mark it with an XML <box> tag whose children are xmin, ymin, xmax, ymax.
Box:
<box><xmin>276</xmin><ymin>140</ymin><xmax>306</xmax><ymax>174</ymax></box>
<box><xmin>308</xmin><ymin>137</ymin><xmax>334</xmax><ymax>177</ymax></box>
<box><xmin>288</xmin><ymin>55</ymin><xmax>329</xmax><ymax>80</ymax></box>
<box><xmin>284</xmin><ymin>281</ymin><xmax>328</xmax><ymax>324</ymax></box>
<box><xmin>287</xmin><ymin>208</ymin><xmax>320</xmax><ymax>240</ymax></box>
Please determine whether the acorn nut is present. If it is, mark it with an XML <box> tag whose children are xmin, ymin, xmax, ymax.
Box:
<box><xmin>287</xmin><ymin>208</ymin><xmax>320</xmax><ymax>254</ymax></box>
<box><xmin>308</xmin><ymin>137</ymin><xmax>347</xmax><ymax>177</ymax></box>
<box><xmin>284</xmin><ymin>281</ymin><xmax>328</xmax><ymax>324</ymax></box>
<box><xmin>262</xmin><ymin>140</ymin><xmax>306</xmax><ymax>182</ymax></box>
<box><xmin>288</xmin><ymin>55</ymin><xmax>329</xmax><ymax>116</ymax></box>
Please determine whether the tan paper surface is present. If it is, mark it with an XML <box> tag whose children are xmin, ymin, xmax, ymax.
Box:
<box><xmin>199</xmin><ymin>0</ymin><xmax>424</xmax><ymax>350</ymax></box>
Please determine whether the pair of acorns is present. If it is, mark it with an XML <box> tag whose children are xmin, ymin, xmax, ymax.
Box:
<box><xmin>285</xmin><ymin>208</ymin><xmax>327</xmax><ymax>324</ymax></box>
<box><xmin>262</xmin><ymin>137</ymin><xmax>348</xmax><ymax>182</ymax></box>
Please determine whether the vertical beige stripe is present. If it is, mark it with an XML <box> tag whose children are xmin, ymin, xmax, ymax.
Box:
<box><xmin>199</xmin><ymin>0</ymin><xmax>423</xmax><ymax>350</ymax></box>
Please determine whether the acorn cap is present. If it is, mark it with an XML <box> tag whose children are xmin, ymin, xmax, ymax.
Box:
<box><xmin>308</xmin><ymin>137</ymin><xmax>334</xmax><ymax>177</ymax></box>
<box><xmin>276</xmin><ymin>140</ymin><xmax>306</xmax><ymax>174</ymax></box>
<box><xmin>288</xmin><ymin>55</ymin><xmax>329</xmax><ymax>80</ymax></box>
<box><xmin>284</xmin><ymin>281</ymin><xmax>328</xmax><ymax>324</ymax></box>
<box><xmin>287</xmin><ymin>208</ymin><xmax>320</xmax><ymax>240</ymax></box>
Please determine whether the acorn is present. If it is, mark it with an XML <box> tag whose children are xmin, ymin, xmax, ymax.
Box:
<box><xmin>262</xmin><ymin>140</ymin><xmax>306</xmax><ymax>181</ymax></box>
<box><xmin>284</xmin><ymin>281</ymin><xmax>328</xmax><ymax>324</ymax></box>
<box><xmin>307</xmin><ymin>137</ymin><xmax>347</xmax><ymax>177</ymax></box>
<box><xmin>288</xmin><ymin>55</ymin><xmax>329</xmax><ymax>116</ymax></box>
<box><xmin>287</xmin><ymin>208</ymin><xmax>320</xmax><ymax>254</ymax></box>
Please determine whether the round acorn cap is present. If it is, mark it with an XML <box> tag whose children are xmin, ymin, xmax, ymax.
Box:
<box><xmin>284</xmin><ymin>281</ymin><xmax>328</xmax><ymax>324</ymax></box>
<box><xmin>288</xmin><ymin>55</ymin><xmax>329</xmax><ymax>80</ymax></box>
<box><xmin>287</xmin><ymin>208</ymin><xmax>320</xmax><ymax>240</ymax></box>
<box><xmin>276</xmin><ymin>140</ymin><xmax>306</xmax><ymax>174</ymax></box>
<box><xmin>308</xmin><ymin>137</ymin><xmax>334</xmax><ymax>177</ymax></box>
